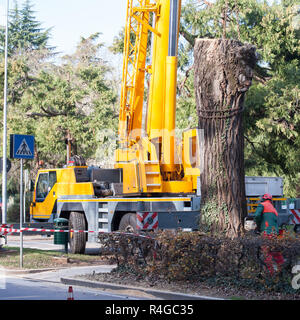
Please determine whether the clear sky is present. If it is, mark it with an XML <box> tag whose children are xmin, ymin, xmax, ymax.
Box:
<box><xmin>0</xmin><ymin>0</ymin><xmax>128</xmax><ymax>55</ymax></box>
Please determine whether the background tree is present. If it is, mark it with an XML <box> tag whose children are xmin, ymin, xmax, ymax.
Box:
<box><xmin>0</xmin><ymin>0</ymin><xmax>51</xmax><ymax>55</ymax></box>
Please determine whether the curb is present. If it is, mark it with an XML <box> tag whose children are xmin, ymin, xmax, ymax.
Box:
<box><xmin>1</xmin><ymin>264</ymin><xmax>116</xmax><ymax>276</ymax></box>
<box><xmin>2</xmin><ymin>267</ymin><xmax>67</xmax><ymax>275</ymax></box>
<box><xmin>60</xmin><ymin>277</ymin><xmax>225</xmax><ymax>300</ymax></box>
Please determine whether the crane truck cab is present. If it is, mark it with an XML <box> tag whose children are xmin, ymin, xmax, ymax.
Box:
<box><xmin>30</xmin><ymin>163</ymin><xmax>93</xmax><ymax>254</ymax></box>
<box><xmin>30</xmin><ymin>166</ymin><xmax>93</xmax><ymax>222</ymax></box>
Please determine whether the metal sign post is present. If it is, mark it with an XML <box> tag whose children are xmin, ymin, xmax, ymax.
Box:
<box><xmin>24</xmin><ymin>169</ymin><xmax>29</xmax><ymax>223</ymax></box>
<box><xmin>10</xmin><ymin>134</ymin><xmax>34</xmax><ymax>268</ymax></box>
<box><xmin>20</xmin><ymin>159</ymin><xmax>23</xmax><ymax>268</ymax></box>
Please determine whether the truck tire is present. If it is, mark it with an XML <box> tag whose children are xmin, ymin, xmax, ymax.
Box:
<box><xmin>119</xmin><ymin>213</ymin><xmax>151</xmax><ymax>260</ymax></box>
<box><xmin>69</xmin><ymin>211</ymin><xmax>86</xmax><ymax>254</ymax></box>
<box><xmin>119</xmin><ymin>213</ymin><xmax>137</xmax><ymax>232</ymax></box>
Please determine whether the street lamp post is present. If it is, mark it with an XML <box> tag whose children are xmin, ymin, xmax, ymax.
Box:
<box><xmin>2</xmin><ymin>0</ymin><xmax>9</xmax><ymax>225</ymax></box>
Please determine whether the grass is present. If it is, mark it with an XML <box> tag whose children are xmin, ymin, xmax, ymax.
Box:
<box><xmin>229</xmin><ymin>296</ymin><xmax>246</xmax><ymax>300</ymax></box>
<box><xmin>0</xmin><ymin>246</ymin><xmax>108</xmax><ymax>270</ymax></box>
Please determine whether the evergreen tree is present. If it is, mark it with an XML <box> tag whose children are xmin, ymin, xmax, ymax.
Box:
<box><xmin>20</xmin><ymin>0</ymin><xmax>51</xmax><ymax>51</ymax></box>
<box><xmin>0</xmin><ymin>0</ymin><xmax>51</xmax><ymax>55</ymax></box>
<box><xmin>6</xmin><ymin>1</ymin><xmax>22</xmax><ymax>54</ymax></box>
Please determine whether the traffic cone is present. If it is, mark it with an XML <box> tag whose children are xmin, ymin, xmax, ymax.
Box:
<box><xmin>67</xmin><ymin>286</ymin><xmax>74</xmax><ymax>300</ymax></box>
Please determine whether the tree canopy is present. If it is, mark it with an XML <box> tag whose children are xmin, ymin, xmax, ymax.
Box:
<box><xmin>0</xmin><ymin>2</ymin><xmax>118</xmax><ymax>199</ymax></box>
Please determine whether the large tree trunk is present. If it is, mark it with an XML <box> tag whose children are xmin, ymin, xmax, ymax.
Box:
<box><xmin>194</xmin><ymin>39</ymin><xmax>257</xmax><ymax>238</ymax></box>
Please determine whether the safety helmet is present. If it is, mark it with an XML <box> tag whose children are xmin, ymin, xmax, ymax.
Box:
<box><xmin>262</xmin><ymin>193</ymin><xmax>272</xmax><ymax>201</ymax></box>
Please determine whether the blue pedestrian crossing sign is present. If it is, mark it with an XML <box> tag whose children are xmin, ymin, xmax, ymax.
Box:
<box><xmin>10</xmin><ymin>134</ymin><xmax>35</xmax><ymax>160</ymax></box>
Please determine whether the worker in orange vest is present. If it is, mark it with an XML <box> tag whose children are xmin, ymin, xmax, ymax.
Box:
<box><xmin>254</xmin><ymin>193</ymin><xmax>279</xmax><ymax>235</ymax></box>
<box><xmin>254</xmin><ymin>193</ymin><xmax>284</xmax><ymax>275</ymax></box>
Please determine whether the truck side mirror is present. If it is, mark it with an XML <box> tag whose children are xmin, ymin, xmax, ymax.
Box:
<box><xmin>30</xmin><ymin>180</ymin><xmax>35</xmax><ymax>192</ymax></box>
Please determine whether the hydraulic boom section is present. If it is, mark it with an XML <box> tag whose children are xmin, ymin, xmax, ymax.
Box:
<box><xmin>115</xmin><ymin>0</ymin><xmax>200</xmax><ymax>195</ymax></box>
<box><xmin>118</xmin><ymin>0</ymin><xmax>158</xmax><ymax>147</ymax></box>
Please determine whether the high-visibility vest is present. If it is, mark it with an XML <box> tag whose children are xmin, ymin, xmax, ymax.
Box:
<box><xmin>261</xmin><ymin>201</ymin><xmax>278</xmax><ymax>217</ymax></box>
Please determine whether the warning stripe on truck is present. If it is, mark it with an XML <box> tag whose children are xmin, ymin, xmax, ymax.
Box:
<box><xmin>290</xmin><ymin>209</ymin><xmax>300</xmax><ymax>224</ymax></box>
<box><xmin>137</xmin><ymin>212</ymin><xmax>158</xmax><ymax>230</ymax></box>
<box><xmin>57</xmin><ymin>197</ymin><xmax>191</xmax><ymax>203</ymax></box>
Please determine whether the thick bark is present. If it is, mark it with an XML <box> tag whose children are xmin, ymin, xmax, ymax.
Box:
<box><xmin>194</xmin><ymin>39</ymin><xmax>257</xmax><ymax>238</ymax></box>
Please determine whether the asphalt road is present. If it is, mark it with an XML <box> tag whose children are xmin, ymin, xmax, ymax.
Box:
<box><xmin>0</xmin><ymin>235</ymin><xmax>154</xmax><ymax>301</ymax></box>
<box><xmin>0</xmin><ymin>276</ymin><xmax>137</xmax><ymax>300</ymax></box>
<box><xmin>1</xmin><ymin>235</ymin><xmax>140</xmax><ymax>300</ymax></box>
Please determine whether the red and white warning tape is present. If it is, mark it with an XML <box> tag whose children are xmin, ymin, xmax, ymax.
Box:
<box><xmin>0</xmin><ymin>226</ymin><xmax>154</xmax><ymax>240</ymax></box>
<box><xmin>0</xmin><ymin>227</ymin><xmax>93</xmax><ymax>234</ymax></box>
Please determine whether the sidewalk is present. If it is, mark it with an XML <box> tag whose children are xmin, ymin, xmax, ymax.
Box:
<box><xmin>5</xmin><ymin>265</ymin><xmax>115</xmax><ymax>280</ymax></box>
<box><xmin>6</xmin><ymin>265</ymin><xmax>223</xmax><ymax>300</ymax></box>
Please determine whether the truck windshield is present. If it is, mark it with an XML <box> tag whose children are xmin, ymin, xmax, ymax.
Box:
<box><xmin>36</xmin><ymin>171</ymin><xmax>57</xmax><ymax>201</ymax></box>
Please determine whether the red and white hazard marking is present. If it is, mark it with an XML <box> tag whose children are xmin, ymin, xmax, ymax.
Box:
<box><xmin>290</xmin><ymin>209</ymin><xmax>300</xmax><ymax>224</ymax></box>
<box><xmin>0</xmin><ymin>224</ymin><xmax>13</xmax><ymax>236</ymax></box>
<box><xmin>136</xmin><ymin>212</ymin><xmax>158</xmax><ymax>230</ymax></box>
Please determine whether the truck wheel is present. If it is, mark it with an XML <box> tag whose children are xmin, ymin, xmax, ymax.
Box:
<box><xmin>69</xmin><ymin>212</ymin><xmax>86</xmax><ymax>254</ymax></box>
<box><xmin>119</xmin><ymin>213</ymin><xmax>151</xmax><ymax>261</ymax></box>
<box><xmin>119</xmin><ymin>213</ymin><xmax>137</xmax><ymax>232</ymax></box>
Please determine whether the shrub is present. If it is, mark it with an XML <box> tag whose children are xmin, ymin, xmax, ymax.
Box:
<box><xmin>99</xmin><ymin>229</ymin><xmax>300</xmax><ymax>293</ymax></box>
<box><xmin>6</xmin><ymin>193</ymin><xmax>32</xmax><ymax>223</ymax></box>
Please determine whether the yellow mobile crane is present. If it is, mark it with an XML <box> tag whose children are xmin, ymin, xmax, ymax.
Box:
<box><xmin>30</xmin><ymin>0</ymin><xmax>201</xmax><ymax>254</ymax></box>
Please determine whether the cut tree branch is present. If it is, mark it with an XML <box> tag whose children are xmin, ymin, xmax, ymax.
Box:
<box><xmin>179</xmin><ymin>64</ymin><xmax>194</xmax><ymax>96</ymax></box>
<box><xmin>179</xmin><ymin>25</ymin><xmax>197</xmax><ymax>46</ymax></box>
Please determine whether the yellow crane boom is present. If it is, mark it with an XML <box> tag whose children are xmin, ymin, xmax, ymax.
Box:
<box><xmin>115</xmin><ymin>0</ymin><xmax>199</xmax><ymax>194</ymax></box>
<box><xmin>118</xmin><ymin>0</ymin><xmax>157</xmax><ymax>146</ymax></box>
